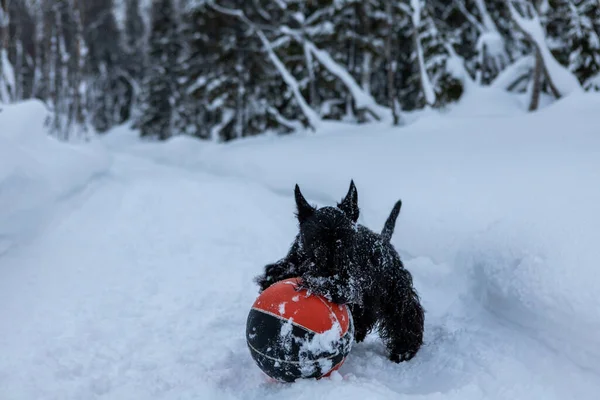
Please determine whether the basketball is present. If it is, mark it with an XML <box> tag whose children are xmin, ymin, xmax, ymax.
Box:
<box><xmin>246</xmin><ymin>277</ymin><xmax>354</xmax><ymax>382</ymax></box>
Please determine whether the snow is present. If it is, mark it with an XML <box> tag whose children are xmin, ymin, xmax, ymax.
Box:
<box><xmin>584</xmin><ymin>72</ymin><xmax>600</xmax><ymax>90</ymax></box>
<box><xmin>476</xmin><ymin>31</ymin><xmax>507</xmax><ymax>70</ymax></box>
<box><xmin>491</xmin><ymin>55</ymin><xmax>534</xmax><ymax>90</ymax></box>
<box><xmin>442</xmin><ymin>85</ymin><xmax>527</xmax><ymax>116</ymax></box>
<box><xmin>2</xmin><ymin>91</ymin><xmax>600</xmax><ymax>399</ymax></box>
<box><xmin>0</xmin><ymin>100</ymin><xmax>110</xmax><ymax>254</ymax></box>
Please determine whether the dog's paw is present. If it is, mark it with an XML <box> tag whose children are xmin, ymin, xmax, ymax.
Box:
<box><xmin>389</xmin><ymin>349</ymin><xmax>417</xmax><ymax>363</ymax></box>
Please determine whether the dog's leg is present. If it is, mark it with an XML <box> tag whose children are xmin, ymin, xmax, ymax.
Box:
<box><xmin>379</xmin><ymin>273</ymin><xmax>424</xmax><ymax>362</ymax></box>
<box><xmin>254</xmin><ymin>237</ymin><xmax>306</xmax><ymax>291</ymax></box>
<box><xmin>349</xmin><ymin>304</ymin><xmax>376</xmax><ymax>343</ymax></box>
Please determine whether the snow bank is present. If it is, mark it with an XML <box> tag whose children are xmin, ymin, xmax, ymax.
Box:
<box><xmin>442</xmin><ymin>85</ymin><xmax>528</xmax><ymax>116</ymax></box>
<box><xmin>0</xmin><ymin>100</ymin><xmax>110</xmax><ymax>251</ymax></box>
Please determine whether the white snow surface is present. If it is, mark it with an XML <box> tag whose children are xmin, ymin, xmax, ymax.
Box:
<box><xmin>2</xmin><ymin>91</ymin><xmax>600</xmax><ymax>399</ymax></box>
<box><xmin>0</xmin><ymin>100</ymin><xmax>110</xmax><ymax>254</ymax></box>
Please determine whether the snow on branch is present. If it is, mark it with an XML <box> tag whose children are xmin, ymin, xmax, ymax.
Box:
<box><xmin>267</xmin><ymin>106</ymin><xmax>304</xmax><ymax>131</ymax></box>
<box><xmin>508</xmin><ymin>0</ymin><xmax>582</xmax><ymax>97</ymax></box>
<box><xmin>455</xmin><ymin>0</ymin><xmax>507</xmax><ymax>84</ymax></box>
<box><xmin>1</xmin><ymin>50</ymin><xmax>14</xmax><ymax>103</ymax></box>
<box><xmin>280</xmin><ymin>26</ymin><xmax>390</xmax><ymax>122</ymax></box>
<box><xmin>210</xmin><ymin>108</ymin><xmax>234</xmax><ymax>142</ymax></box>
<box><xmin>0</xmin><ymin>4</ymin><xmax>7</xmax><ymax>29</ymax></box>
<box><xmin>425</xmin><ymin>12</ymin><xmax>476</xmax><ymax>91</ymax></box>
<box><xmin>410</xmin><ymin>0</ymin><xmax>436</xmax><ymax>106</ymax></box>
<box><xmin>208</xmin><ymin>1</ymin><xmax>320</xmax><ymax>130</ymax></box>
<box><xmin>474</xmin><ymin>0</ymin><xmax>501</xmax><ymax>34</ymax></box>
<box><xmin>490</xmin><ymin>55</ymin><xmax>534</xmax><ymax>91</ymax></box>
<box><xmin>256</xmin><ymin>30</ymin><xmax>321</xmax><ymax>130</ymax></box>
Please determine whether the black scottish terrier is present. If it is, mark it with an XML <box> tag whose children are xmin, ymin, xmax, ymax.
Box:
<box><xmin>255</xmin><ymin>181</ymin><xmax>424</xmax><ymax>363</ymax></box>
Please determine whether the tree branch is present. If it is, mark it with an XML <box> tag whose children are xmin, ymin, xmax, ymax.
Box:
<box><xmin>280</xmin><ymin>26</ymin><xmax>390</xmax><ymax>121</ymax></box>
<box><xmin>507</xmin><ymin>0</ymin><xmax>582</xmax><ymax>98</ymax></box>
<box><xmin>207</xmin><ymin>1</ymin><xmax>320</xmax><ymax>131</ymax></box>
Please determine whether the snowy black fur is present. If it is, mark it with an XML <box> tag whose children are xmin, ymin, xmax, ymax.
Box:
<box><xmin>255</xmin><ymin>181</ymin><xmax>425</xmax><ymax>363</ymax></box>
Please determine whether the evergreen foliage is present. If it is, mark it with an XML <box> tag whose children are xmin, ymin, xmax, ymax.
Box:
<box><xmin>1</xmin><ymin>0</ymin><xmax>598</xmax><ymax>140</ymax></box>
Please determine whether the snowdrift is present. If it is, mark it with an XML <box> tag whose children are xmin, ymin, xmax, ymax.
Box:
<box><xmin>0</xmin><ymin>100</ymin><xmax>110</xmax><ymax>252</ymax></box>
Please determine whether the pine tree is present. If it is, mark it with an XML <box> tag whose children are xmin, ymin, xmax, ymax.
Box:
<box><xmin>0</xmin><ymin>0</ymin><xmax>15</xmax><ymax>103</ymax></box>
<box><xmin>45</xmin><ymin>1</ymin><xmax>73</xmax><ymax>138</ymax></box>
<box><xmin>31</xmin><ymin>0</ymin><xmax>45</xmax><ymax>100</ymax></box>
<box><xmin>122</xmin><ymin>0</ymin><xmax>146</xmax><ymax>124</ymax></box>
<box><xmin>407</xmin><ymin>0</ymin><xmax>464</xmax><ymax>108</ymax></box>
<box><xmin>564</xmin><ymin>0</ymin><xmax>600</xmax><ymax>90</ymax></box>
<box><xmin>139</xmin><ymin>0</ymin><xmax>181</xmax><ymax>140</ymax></box>
<box><xmin>70</xmin><ymin>0</ymin><xmax>89</xmax><ymax>138</ymax></box>
<box><xmin>2</xmin><ymin>0</ymin><xmax>596</xmax><ymax>141</ymax></box>
<box><xmin>6</xmin><ymin>0</ymin><xmax>33</xmax><ymax>101</ymax></box>
<box><xmin>83</xmin><ymin>0</ymin><xmax>128</xmax><ymax>132</ymax></box>
<box><xmin>183</xmin><ymin>1</ymin><xmax>299</xmax><ymax>141</ymax></box>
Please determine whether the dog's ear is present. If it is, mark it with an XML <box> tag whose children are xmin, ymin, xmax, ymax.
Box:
<box><xmin>338</xmin><ymin>180</ymin><xmax>359</xmax><ymax>222</ymax></box>
<box><xmin>294</xmin><ymin>184</ymin><xmax>316</xmax><ymax>223</ymax></box>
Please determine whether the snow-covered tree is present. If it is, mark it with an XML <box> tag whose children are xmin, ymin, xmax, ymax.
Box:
<box><xmin>138</xmin><ymin>0</ymin><xmax>181</xmax><ymax>140</ymax></box>
<box><xmin>6</xmin><ymin>0</ymin><xmax>36</xmax><ymax>101</ymax></box>
<box><xmin>507</xmin><ymin>0</ymin><xmax>582</xmax><ymax>110</ymax></box>
<box><xmin>69</xmin><ymin>0</ymin><xmax>89</xmax><ymax>138</ymax></box>
<box><xmin>408</xmin><ymin>0</ymin><xmax>465</xmax><ymax>108</ymax></box>
<box><xmin>564</xmin><ymin>0</ymin><xmax>600</xmax><ymax>90</ymax></box>
<box><xmin>2</xmin><ymin>0</ymin><xmax>597</xmax><ymax>141</ymax></box>
<box><xmin>122</xmin><ymin>0</ymin><xmax>146</xmax><ymax>124</ymax></box>
<box><xmin>83</xmin><ymin>0</ymin><xmax>129</xmax><ymax>132</ymax></box>
<box><xmin>0</xmin><ymin>0</ymin><xmax>15</xmax><ymax>103</ymax></box>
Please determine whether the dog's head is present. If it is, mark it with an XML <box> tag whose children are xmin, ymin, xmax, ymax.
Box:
<box><xmin>293</xmin><ymin>181</ymin><xmax>359</xmax><ymax>277</ymax></box>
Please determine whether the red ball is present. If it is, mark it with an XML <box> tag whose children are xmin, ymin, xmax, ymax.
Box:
<box><xmin>246</xmin><ymin>278</ymin><xmax>354</xmax><ymax>382</ymax></box>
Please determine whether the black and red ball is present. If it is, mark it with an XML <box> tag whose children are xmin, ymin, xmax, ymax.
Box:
<box><xmin>246</xmin><ymin>278</ymin><xmax>354</xmax><ymax>382</ymax></box>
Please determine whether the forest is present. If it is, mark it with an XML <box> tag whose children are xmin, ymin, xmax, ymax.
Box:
<box><xmin>1</xmin><ymin>0</ymin><xmax>599</xmax><ymax>142</ymax></box>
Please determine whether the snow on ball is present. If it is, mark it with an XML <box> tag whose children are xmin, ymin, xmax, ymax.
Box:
<box><xmin>246</xmin><ymin>277</ymin><xmax>354</xmax><ymax>383</ymax></box>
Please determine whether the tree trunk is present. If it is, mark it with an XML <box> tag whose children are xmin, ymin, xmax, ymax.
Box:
<box><xmin>48</xmin><ymin>8</ymin><xmax>60</xmax><ymax>134</ymax></box>
<box><xmin>0</xmin><ymin>0</ymin><xmax>12</xmax><ymax>102</ymax></box>
<box><xmin>0</xmin><ymin>0</ymin><xmax>8</xmax><ymax>55</ymax></box>
<box><xmin>14</xmin><ymin>22</ymin><xmax>23</xmax><ymax>101</ymax></box>
<box><xmin>304</xmin><ymin>42</ymin><xmax>317</xmax><ymax>109</ymax></box>
<box><xmin>528</xmin><ymin>48</ymin><xmax>543</xmax><ymax>111</ymax></box>
<box><xmin>56</xmin><ymin>5</ymin><xmax>70</xmax><ymax>138</ymax></box>
<box><xmin>357</xmin><ymin>1</ymin><xmax>372</xmax><ymax>95</ymax></box>
<box><xmin>385</xmin><ymin>0</ymin><xmax>399</xmax><ymax>125</ymax></box>
<box><xmin>411</xmin><ymin>0</ymin><xmax>436</xmax><ymax>107</ymax></box>
<box><xmin>31</xmin><ymin>4</ymin><xmax>43</xmax><ymax>99</ymax></box>
<box><xmin>72</xmin><ymin>0</ymin><xmax>88</xmax><ymax>136</ymax></box>
<box><xmin>43</xmin><ymin>6</ymin><xmax>53</xmax><ymax>107</ymax></box>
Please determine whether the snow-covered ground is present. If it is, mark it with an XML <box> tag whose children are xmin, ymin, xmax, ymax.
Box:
<box><xmin>1</xmin><ymin>91</ymin><xmax>600</xmax><ymax>399</ymax></box>
<box><xmin>0</xmin><ymin>100</ymin><xmax>110</xmax><ymax>256</ymax></box>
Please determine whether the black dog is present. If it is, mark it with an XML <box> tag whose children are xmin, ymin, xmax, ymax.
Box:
<box><xmin>255</xmin><ymin>181</ymin><xmax>424</xmax><ymax>363</ymax></box>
